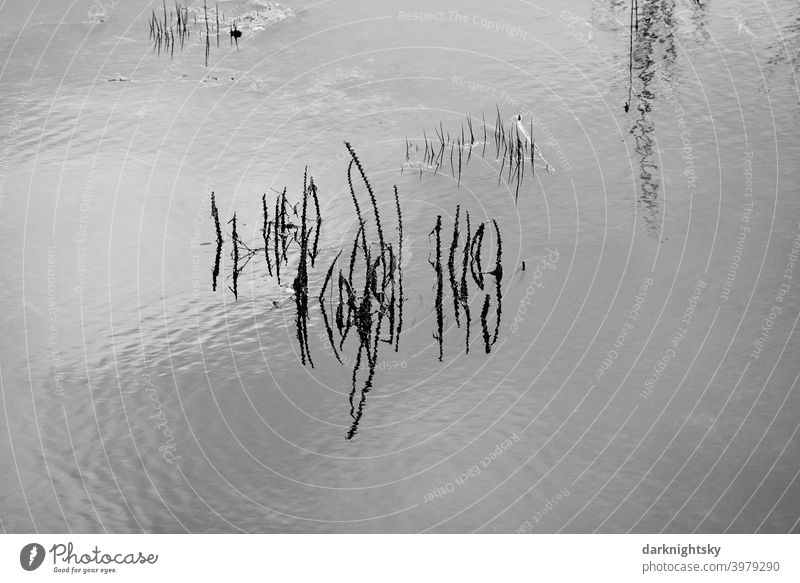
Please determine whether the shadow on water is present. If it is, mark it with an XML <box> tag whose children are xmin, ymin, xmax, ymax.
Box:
<box><xmin>765</xmin><ymin>10</ymin><xmax>800</xmax><ymax>111</ymax></box>
<box><xmin>613</xmin><ymin>0</ymin><xmax>709</xmax><ymax>236</ymax></box>
<box><xmin>766</xmin><ymin>12</ymin><xmax>800</xmax><ymax>72</ymax></box>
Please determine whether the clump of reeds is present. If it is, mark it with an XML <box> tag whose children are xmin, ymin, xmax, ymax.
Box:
<box><xmin>149</xmin><ymin>2</ymin><xmax>196</xmax><ymax>58</ymax></box>
<box><xmin>423</xmin><ymin>207</ymin><xmax>506</xmax><ymax>359</ymax></box>
<box><xmin>206</xmin><ymin>146</ymin><xmax>509</xmax><ymax>439</ymax></box>
<box><xmin>175</xmin><ymin>2</ymin><xmax>189</xmax><ymax>50</ymax></box>
<box><xmin>147</xmin><ymin>0</ymin><xmax>228</xmax><ymax>66</ymax></box>
<box><xmin>403</xmin><ymin>107</ymin><xmax>556</xmax><ymax>200</ymax></box>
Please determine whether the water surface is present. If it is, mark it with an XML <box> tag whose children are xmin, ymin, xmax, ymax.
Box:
<box><xmin>0</xmin><ymin>0</ymin><xmax>798</xmax><ymax>533</ymax></box>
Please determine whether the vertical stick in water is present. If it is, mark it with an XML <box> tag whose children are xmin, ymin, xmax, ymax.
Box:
<box><xmin>494</xmin><ymin>105</ymin><xmax>501</xmax><ymax>157</ymax></box>
<box><xmin>178</xmin><ymin>3</ymin><xmax>185</xmax><ymax>50</ymax></box>
<box><xmin>498</xmin><ymin>145</ymin><xmax>506</xmax><ymax>185</ymax></box>
<box><xmin>449</xmin><ymin>139</ymin><xmax>454</xmax><ymax>177</ymax></box>
<box><xmin>345</xmin><ymin>142</ymin><xmax>385</xmax><ymax>255</ymax></box>
<box><xmin>461</xmin><ymin>210</ymin><xmax>471</xmax><ymax>353</ymax></box>
<box><xmin>345</xmin><ymin>340</ymin><xmax>380</xmax><ymax>440</ymax></box>
<box><xmin>470</xmin><ymin>222</ymin><xmax>485</xmax><ymax>290</ymax></box>
<box><xmin>346</xmin><ymin>160</ymin><xmax>368</xmax><ymax>254</ymax></box>
<box><xmin>309</xmin><ymin>177</ymin><xmax>322</xmax><ymax>268</ymax></box>
<box><xmin>318</xmin><ymin>251</ymin><xmax>343</xmax><ymax>363</ymax></box>
<box><xmin>480</xmin><ymin>294</ymin><xmax>491</xmax><ymax>353</ymax></box>
<box><xmin>229</xmin><ymin>213</ymin><xmax>239</xmax><ymax>300</ymax></box>
<box><xmin>336</xmin><ymin>271</ymin><xmax>346</xmax><ymax>337</ymax></box>
<box><xmin>482</xmin><ymin>111</ymin><xmax>487</xmax><ymax>159</ymax></box>
<box><xmin>393</xmin><ymin>185</ymin><xmax>403</xmax><ymax>352</ymax></box>
<box><xmin>626</xmin><ymin>0</ymin><xmax>635</xmax><ymax>111</ymax></box>
<box><xmin>262</xmin><ymin>193</ymin><xmax>273</xmax><ymax>276</ymax></box>
<box><xmin>438</xmin><ymin>121</ymin><xmax>446</xmax><ymax>170</ymax></box>
<box><xmin>273</xmin><ymin>195</ymin><xmax>281</xmax><ymax>285</ymax></box>
<box><xmin>347</xmin><ymin>224</ymin><xmax>362</xmax><ymax>292</ymax></box>
<box><xmin>431</xmin><ymin>215</ymin><xmax>444</xmax><ymax>362</ymax></box>
<box><xmin>301</xmin><ymin>166</ymin><xmax>309</xmax><ymax>241</ymax></box>
<box><xmin>507</xmin><ymin>125</ymin><xmax>515</xmax><ymax>184</ymax></box>
<box><xmin>339</xmin><ymin>279</ymin><xmax>354</xmax><ymax>352</ymax></box>
<box><xmin>457</xmin><ymin>138</ymin><xmax>462</xmax><ymax>187</ymax></box>
<box><xmin>490</xmin><ymin>218</ymin><xmax>503</xmax><ymax>346</ymax></box>
<box><xmin>211</xmin><ymin>192</ymin><xmax>222</xmax><ymax>291</ymax></box>
<box><xmin>515</xmin><ymin>133</ymin><xmax>522</xmax><ymax>203</ymax></box>
<box><xmin>340</xmin><ymin>222</ymin><xmax>362</xmax><ymax>349</ymax></box>
<box><xmin>293</xmin><ymin>231</ymin><xmax>313</xmax><ymax>368</ymax></box>
<box><xmin>448</xmin><ymin>205</ymin><xmax>461</xmax><ymax>327</ymax></box>
<box><xmin>347</xmin><ymin>344</ymin><xmax>364</xmax><ymax>419</ymax></box>
<box><xmin>279</xmin><ymin>187</ymin><xmax>288</xmax><ymax>265</ymax></box>
<box><xmin>296</xmin><ymin>173</ymin><xmax>314</xmax><ymax>366</ymax></box>
<box><xmin>203</xmin><ymin>0</ymin><xmax>210</xmax><ymax>66</ymax></box>
<box><xmin>530</xmin><ymin>118</ymin><xmax>535</xmax><ymax>173</ymax></box>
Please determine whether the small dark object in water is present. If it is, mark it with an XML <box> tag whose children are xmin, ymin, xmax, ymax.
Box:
<box><xmin>230</xmin><ymin>22</ymin><xmax>241</xmax><ymax>49</ymax></box>
<box><xmin>624</xmin><ymin>101</ymin><xmax>630</xmax><ymax>113</ymax></box>
<box><xmin>521</xmin><ymin>261</ymin><xmax>526</xmax><ymax>271</ymax></box>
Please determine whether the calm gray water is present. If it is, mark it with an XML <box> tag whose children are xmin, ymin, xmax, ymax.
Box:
<box><xmin>1</xmin><ymin>0</ymin><xmax>798</xmax><ymax>533</ymax></box>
